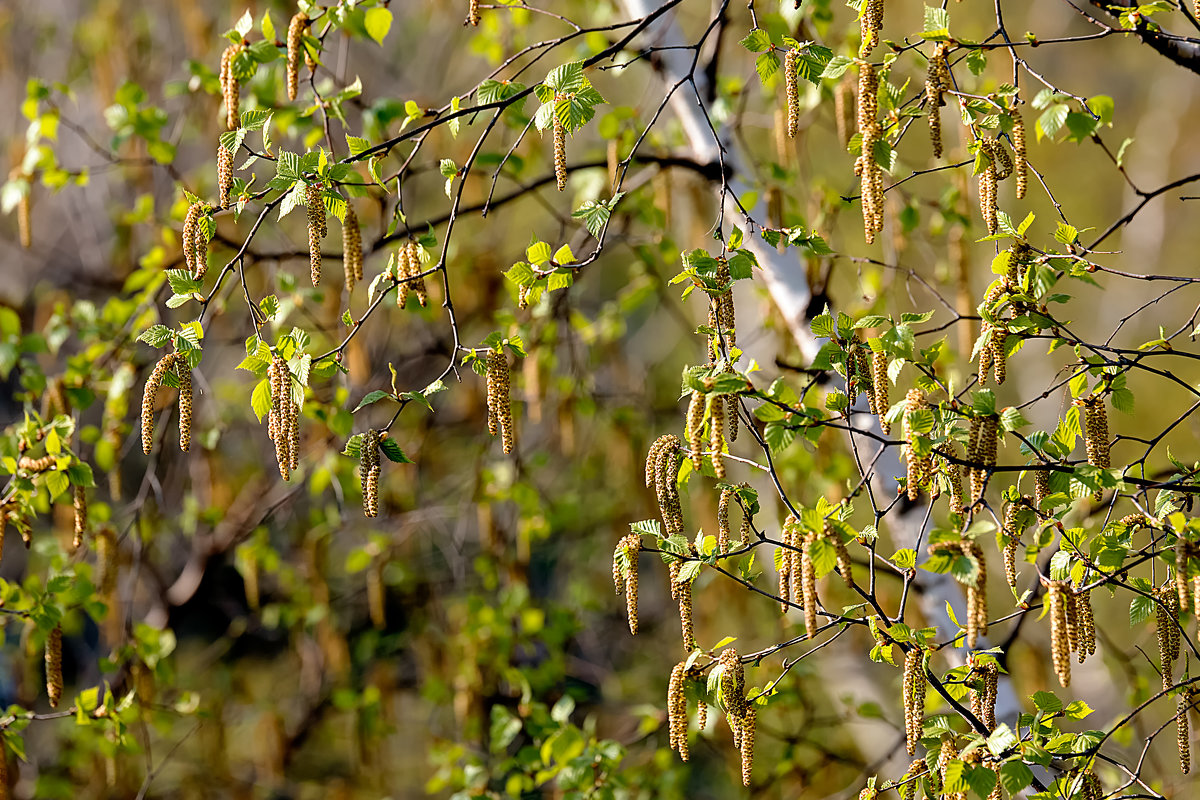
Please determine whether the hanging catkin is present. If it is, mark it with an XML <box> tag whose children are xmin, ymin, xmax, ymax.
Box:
<box><xmin>467</xmin><ymin>0</ymin><xmax>481</xmax><ymax>26</ymax></box>
<box><xmin>903</xmin><ymin>648</ymin><xmax>926</xmax><ymax>755</ymax></box>
<box><xmin>801</xmin><ymin>528</ymin><xmax>818</xmax><ymax>638</ymax></box>
<box><xmin>1012</xmin><ymin>106</ymin><xmax>1027</xmax><ymax>199</ymax></box>
<box><xmin>552</xmin><ymin>95</ymin><xmax>567</xmax><ymax>191</ymax></box>
<box><xmin>360</xmin><ymin>429</ymin><xmax>380</xmax><ymax>517</ymax></box>
<box><xmin>1048</xmin><ymin>580</ymin><xmax>1071</xmax><ymax>688</ymax></box>
<box><xmin>668</xmin><ymin>661</ymin><xmax>689</xmax><ymax>760</ymax></box>
<box><xmin>45</xmin><ymin>624</ymin><xmax>63</xmax><ymax>708</ymax></box>
<box><xmin>709</xmin><ymin>395</ymin><xmax>727</xmax><ymax>480</ymax></box>
<box><xmin>978</xmin><ymin>139</ymin><xmax>998</xmax><ymax>235</ymax></box>
<box><xmin>925</xmin><ymin>43</ymin><xmax>950</xmax><ymax>158</ymax></box>
<box><xmin>72</xmin><ymin>485</ymin><xmax>87</xmax><ymax>551</ymax></box>
<box><xmin>140</xmin><ymin>353</ymin><xmax>178</xmax><ymax>455</ymax></box>
<box><xmin>219</xmin><ymin>43</ymin><xmax>243</xmax><ymax>131</ymax></box>
<box><xmin>855</xmin><ymin>63</ymin><xmax>883</xmax><ymax>243</ymax></box>
<box><xmin>286</xmin><ymin>14</ymin><xmax>309</xmax><ymax>101</ymax></box>
<box><xmin>217</xmin><ymin>144</ymin><xmax>234</xmax><ymax>209</ymax></box>
<box><xmin>614</xmin><ymin>533</ymin><xmax>640</xmax><ymax>634</ymax></box>
<box><xmin>902</xmin><ymin>389</ymin><xmax>930</xmax><ymax>501</ymax></box>
<box><xmin>686</xmin><ymin>390</ymin><xmax>705</xmax><ymax>471</ymax></box>
<box><xmin>859</xmin><ymin>0</ymin><xmax>883</xmax><ymax>57</ymax></box>
<box><xmin>17</xmin><ymin>186</ymin><xmax>31</xmax><ymax>249</ymax></box>
<box><xmin>784</xmin><ymin>48</ymin><xmax>799</xmax><ymax>139</ymax></box>
<box><xmin>305</xmin><ymin>183</ymin><xmax>326</xmax><ymax>287</ymax></box>
<box><xmin>486</xmin><ymin>350</ymin><xmax>514</xmax><ymax>454</ymax></box>
<box><xmin>1081</xmin><ymin>397</ymin><xmax>1110</xmax><ymax>502</ymax></box>
<box><xmin>717</xmin><ymin>488</ymin><xmax>733</xmax><ymax>553</ymax></box>
<box><xmin>342</xmin><ymin>205</ymin><xmax>362</xmax><ymax>292</ymax></box>
<box><xmin>176</xmin><ymin>355</ymin><xmax>193</xmax><ymax>452</ymax></box>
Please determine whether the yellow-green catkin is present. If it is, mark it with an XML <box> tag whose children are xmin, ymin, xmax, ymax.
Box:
<box><xmin>176</xmin><ymin>355</ymin><xmax>192</xmax><ymax>452</ymax></box>
<box><xmin>286</xmin><ymin>13</ymin><xmax>309</xmax><ymax>101</ymax></box>
<box><xmin>1012</xmin><ymin>106</ymin><xmax>1027</xmax><ymax>199</ymax></box>
<box><xmin>709</xmin><ymin>395</ymin><xmax>727</xmax><ymax>480</ymax></box>
<box><xmin>553</xmin><ymin>96</ymin><xmax>567</xmax><ymax>192</ymax></box>
<box><xmin>72</xmin><ymin>485</ymin><xmax>87</xmax><ymax>551</ymax></box>
<box><xmin>140</xmin><ymin>353</ymin><xmax>178</xmax><ymax>455</ymax></box>
<box><xmin>900</xmin><ymin>759</ymin><xmax>927</xmax><ymax>800</ymax></box>
<box><xmin>342</xmin><ymin>205</ymin><xmax>363</xmax><ymax>292</ymax></box>
<box><xmin>306</xmin><ymin>182</ymin><xmax>326</xmax><ymax>287</ymax></box>
<box><xmin>740</xmin><ymin>704</ymin><xmax>756</xmax><ymax>786</ymax></box>
<box><xmin>872</xmin><ymin>349</ymin><xmax>890</xmax><ymax>433</ymax></box>
<box><xmin>217</xmin><ymin>144</ymin><xmax>234</xmax><ymax>209</ymax></box>
<box><xmin>486</xmin><ymin>349</ymin><xmax>514</xmax><ymax>454</ymax></box>
<box><xmin>902</xmin><ymin>389</ymin><xmax>930</xmax><ymax>501</ymax></box>
<box><xmin>1157</xmin><ymin>585</ymin><xmax>1180</xmax><ymax>691</ymax></box>
<box><xmin>406</xmin><ymin>240</ymin><xmax>428</xmax><ymax>306</ymax></box>
<box><xmin>979</xmin><ymin>139</ymin><xmax>998</xmax><ymax>235</ymax></box>
<box><xmin>686</xmin><ymin>390</ymin><xmax>705</xmax><ymax>471</ymax></box>
<box><xmin>361</xmin><ymin>429</ymin><xmax>380</xmax><ymax>518</ymax></box>
<box><xmin>45</xmin><ymin>624</ymin><xmax>63</xmax><ymax>708</ymax></box>
<box><xmin>1075</xmin><ymin>580</ymin><xmax>1096</xmax><ymax>662</ymax></box>
<box><xmin>784</xmin><ymin>49</ymin><xmax>799</xmax><ymax>139</ymax></box>
<box><xmin>267</xmin><ymin>355</ymin><xmax>294</xmax><ymax>481</ymax></box>
<box><xmin>1034</xmin><ymin>468</ymin><xmax>1049</xmax><ymax>510</ymax></box>
<box><xmin>969</xmin><ymin>414</ymin><xmax>999</xmax><ymax>505</ymax></box>
<box><xmin>1180</xmin><ymin>688</ymin><xmax>1193</xmax><ymax>773</ymax></box>
<box><xmin>182</xmin><ymin>202</ymin><xmax>201</xmax><ymax>275</ymax></box>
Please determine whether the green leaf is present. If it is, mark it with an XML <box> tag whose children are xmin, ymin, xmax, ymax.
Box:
<box><xmin>379</xmin><ymin>437</ymin><xmax>412</xmax><ymax>464</ymax></box>
<box><xmin>755</xmin><ymin>51</ymin><xmax>780</xmax><ymax>84</ymax></box>
<box><xmin>354</xmin><ymin>390</ymin><xmax>394</xmax><ymax>412</ymax></box>
<box><xmin>999</xmin><ymin>761</ymin><xmax>1034</xmax><ymax>795</ymax></box>
<box><xmin>1130</xmin><ymin>593</ymin><xmax>1155</xmax><ymax>627</ymax></box>
<box><xmin>738</xmin><ymin>29</ymin><xmax>771</xmax><ymax>53</ymax></box>
<box><xmin>250</xmin><ymin>379</ymin><xmax>272</xmax><ymax>423</ymax></box>
<box><xmin>1031</xmin><ymin>690</ymin><xmax>1062</xmax><ymax>713</ymax></box>
<box><xmin>234</xmin><ymin>10</ymin><xmax>253</xmax><ymax>38</ymax></box>
<box><xmin>922</xmin><ymin>6</ymin><xmax>951</xmax><ymax>40</ymax></box>
<box><xmin>138</xmin><ymin>325</ymin><xmax>173</xmax><ymax>348</ymax></box>
<box><xmin>544</xmin><ymin>62</ymin><xmax>585</xmax><ymax>93</ymax></box>
<box><xmin>363</xmin><ymin>8</ymin><xmax>392</xmax><ymax>44</ymax></box>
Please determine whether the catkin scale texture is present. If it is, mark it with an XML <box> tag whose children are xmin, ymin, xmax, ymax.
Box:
<box><xmin>552</xmin><ymin>100</ymin><xmax>567</xmax><ymax>192</ymax></box>
<box><xmin>286</xmin><ymin>14</ymin><xmax>308</xmax><ymax>101</ymax></box>
<box><xmin>45</xmin><ymin>625</ymin><xmax>63</xmax><ymax>708</ymax></box>
<box><xmin>784</xmin><ymin>49</ymin><xmax>799</xmax><ymax>139</ymax></box>
<box><xmin>217</xmin><ymin>145</ymin><xmax>234</xmax><ymax>209</ymax></box>
<box><xmin>342</xmin><ymin>205</ymin><xmax>363</xmax><ymax>291</ymax></box>
<box><xmin>306</xmin><ymin>183</ymin><xmax>326</xmax><ymax>287</ymax></box>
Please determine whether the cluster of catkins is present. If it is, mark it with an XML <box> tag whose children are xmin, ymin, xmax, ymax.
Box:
<box><xmin>485</xmin><ymin>349</ymin><xmax>514</xmax><ymax>453</ymax></box>
<box><xmin>968</xmin><ymin>654</ymin><xmax>999</xmax><ymax>731</ymax></box>
<box><xmin>925</xmin><ymin>43</ymin><xmax>950</xmax><ymax>158</ymax></box>
<box><xmin>901</xmin><ymin>389</ymin><xmax>931</xmax><ymax>501</ymax></box>
<box><xmin>646</xmin><ymin>435</ymin><xmax>684</xmax><ymax>536</ymax></box>
<box><xmin>1000</xmin><ymin>496</ymin><xmax>1033</xmax><ymax>590</ymax></box>
<box><xmin>685</xmin><ymin>387</ymin><xmax>728</xmax><ymax>480</ymax></box>
<box><xmin>975</xmin><ymin>246</ymin><xmax>1030</xmax><ymax>386</ymax></box>
<box><xmin>1157</xmin><ymin>584</ymin><xmax>1181</xmax><ymax>692</ymax></box>
<box><xmin>396</xmin><ymin>239</ymin><xmax>428</xmax><ymax>308</ymax></box>
<box><xmin>1176</xmin><ymin>536</ymin><xmax>1200</xmax><ymax>621</ymax></box>
<box><xmin>965</xmin><ymin>413</ymin><xmax>999</xmax><ymax>505</ymax></box>
<box><xmin>977</xmin><ymin>135</ymin><xmax>1015</xmax><ymax>235</ymax></box>
<box><xmin>902</xmin><ymin>648</ymin><xmax>927</xmax><ymax>755</ymax></box>
<box><xmin>181</xmin><ymin>202</ymin><xmax>212</xmax><ymax>279</ymax></box>
<box><xmin>267</xmin><ymin>354</ymin><xmax>299</xmax><ymax>481</ymax></box>
<box><xmin>858</xmin><ymin>0</ymin><xmax>883</xmax><ymax>57</ymax></box>
<box><xmin>855</xmin><ymin>63</ymin><xmax>884</xmax><ymax>243</ymax></box>
<box><xmin>1045</xmin><ymin>577</ymin><xmax>1097</xmax><ymax>688</ymax></box>
<box><xmin>360</xmin><ymin>429</ymin><xmax>381</xmax><ymax>517</ymax></box>
<box><xmin>718</xmin><ymin>647</ymin><xmax>756</xmax><ymax>786</ymax></box>
<box><xmin>140</xmin><ymin>352</ymin><xmax>193</xmax><ymax>455</ymax></box>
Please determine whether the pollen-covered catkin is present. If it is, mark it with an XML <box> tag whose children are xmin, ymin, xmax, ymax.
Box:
<box><xmin>1178</xmin><ymin>538</ymin><xmax>1197</xmax><ymax>614</ymax></box>
<box><xmin>45</xmin><ymin>624</ymin><xmax>63</xmax><ymax>708</ymax></box>
<box><xmin>686</xmin><ymin>391</ymin><xmax>705</xmax><ymax>471</ymax></box>
<box><xmin>925</xmin><ymin>43</ymin><xmax>949</xmax><ymax>158</ymax></box>
<box><xmin>827</xmin><ymin>520</ymin><xmax>855</xmax><ymax>589</ymax></box>
<box><xmin>1034</xmin><ymin>469</ymin><xmax>1049</xmax><ymax>510</ymax></box>
<box><xmin>342</xmin><ymin>205</ymin><xmax>362</xmax><ymax>292</ymax></box>
<box><xmin>176</xmin><ymin>356</ymin><xmax>192</xmax><ymax>452</ymax></box>
<box><xmin>141</xmin><ymin>353</ymin><xmax>177</xmax><ymax>455</ymax></box>
<box><xmin>1001</xmin><ymin>499</ymin><xmax>1023</xmax><ymax>590</ymax></box>
<box><xmin>801</xmin><ymin>529</ymin><xmax>818</xmax><ymax>639</ymax></box>
<box><xmin>286</xmin><ymin>13</ymin><xmax>308</xmax><ymax>101</ymax></box>
<box><xmin>647</xmin><ymin>435</ymin><xmax>684</xmax><ymax>535</ymax></box>
<box><xmin>219</xmin><ymin>43</ymin><xmax>242</xmax><ymax>131</ymax></box>
<box><xmin>217</xmin><ymin>144</ymin><xmax>235</xmax><ymax>209</ymax></box>
<box><xmin>486</xmin><ymin>350</ymin><xmax>514</xmax><ymax>454</ymax></box>
<box><xmin>267</xmin><ymin>355</ymin><xmax>295</xmax><ymax>481</ymax></box>
<box><xmin>859</xmin><ymin>0</ymin><xmax>883</xmax><ymax>57</ymax></box>
<box><xmin>970</xmin><ymin>658</ymin><xmax>999</xmax><ymax>731</ymax></box>
<box><xmin>719</xmin><ymin>646</ymin><xmax>746</xmax><ymax>746</ymax></box>
<box><xmin>306</xmin><ymin>183</ymin><xmax>326</xmax><ymax>287</ymax></box>
<box><xmin>406</xmin><ymin>240</ymin><xmax>428</xmax><ymax>306</ymax></box>
<box><xmin>872</xmin><ymin>349</ymin><xmax>889</xmax><ymax>432</ymax></box>
<box><xmin>979</xmin><ymin>140</ymin><xmax>999</xmax><ymax>235</ymax></box>
<box><xmin>72</xmin><ymin>485</ymin><xmax>87</xmax><ymax>551</ymax></box>
<box><xmin>1048</xmin><ymin>580</ymin><xmax>1071</xmax><ymax>688</ymax></box>
<box><xmin>856</xmin><ymin>63</ymin><xmax>883</xmax><ymax>243</ymax></box>
<box><xmin>717</xmin><ymin>488</ymin><xmax>733</xmax><ymax>553</ymax></box>
<box><xmin>1081</xmin><ymin>397</ymin><xmax>1110</xmax><ymax>501</ymax></box>
<box><xmin>740</xmin><ymin>704</ymin><xmax>756</xmax><ymax>786</ymax></box>
<box><xmin>1012</xmin><ymin>107</ymin><xmax>1027</xmax><ymax>199</ymax></box>
<box><xmin>900</xmin><ymin>760</ymin><xmax>926</xmax><ymax>800</ymax></box>
<box><xmin>903</xmin><ymin>648</ymin><xmax>926</xmax><ymax>755</ymax></box>
<box><xmin>553</xmin><ymin>97</ymin><xmax>567</xmax><ymax>192</ymax></box>
<box><xmin>784</xmin><ymin>49</ymin><xmax>799</xmax><ymax>139</ymax></box>
<box><xmin>970</xmin><ymin>415</ymin><xmax>999</xmax><ymax>504</ymax></box>
<box><xmin>361</xmin><ymin>429</ymin><xmax>380</xmax><ymax>518</ymax></box>
<box><xmin>668</xmin><ymin>662</ymin><xmax>689</xmax><ymax>760</ymax></box>
<box><xmin>965</xmin><ymin>541</ymin><xmax>988</xmax><ymax>648</ymax></box>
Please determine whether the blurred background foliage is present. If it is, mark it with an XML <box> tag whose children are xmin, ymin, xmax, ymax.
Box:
<box><xmin>1</xmin><ymin>1</ymin><xmax>1200</xmax><ymax>798</ymax></box>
